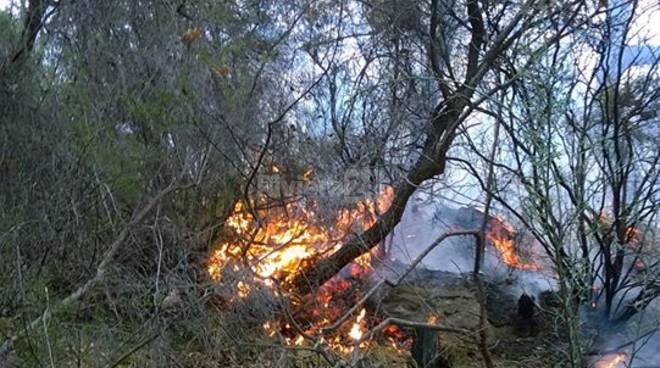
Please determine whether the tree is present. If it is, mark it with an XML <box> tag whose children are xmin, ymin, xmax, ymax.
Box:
<box><xmin>290</xmin><ymin>0</ymin><xmax>596</xmax><ymax>294</ymax></box>
<box><xmin>453</xmin><ymin>0</ymin><xmax>659</xmax><ymax>364</ymax></box>
<box><xmin>1</xmin><ymin>0</ymin><xmax>327</xmax><ymax>364</ymax></box>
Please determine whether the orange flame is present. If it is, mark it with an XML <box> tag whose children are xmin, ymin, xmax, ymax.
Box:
<box><xmin>486</xmin><ymin>215</ymin><xmax>537</xmax><ymax>270</ymax></box>
<box><xmin>207</xmin><ymin>186</ymin><xmax>397</xmax><ymax>353</ymax></box>
<box><xmin>208</xmin><ymin>186</ymin><xmax>393</xmax><ymax>285</ymax></box>
<box><xmin>383</xmin><ymin>324</ymin><xmax>411</xmax><ymax>351</ymax></box>
<box><xmin>595</xmin><ymin>352</ymin><xmax>627</xmax><ymax>368</ymax></box>
<box><xmin>624</xmin><ymin>225</ymin><xmax>647</xmax><ymax>270</ymax></box>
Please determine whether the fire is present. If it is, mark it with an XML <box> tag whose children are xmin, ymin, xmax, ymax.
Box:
<box><xmin>208</xmin><ymin>186</ymin><xmax>393</xmax><ymax>284</ymax></box>
<box><xmin>207</xmin><ymin>186</ymin><xmax>398</xmax><ymax>353</ymax></box>
<box><xmin>624</xmin><ymin>225</ymin><xmax>647</xmax><ymax>270</ymax></box>
<box><xmin>383</xmin><ymin>324</ymin><xmax>409</xmax><ymax>348</ymax></box>
<box><xmin>348</xmin><ymin>308</ymin><xmax>367</xmax><ymax>341</ymax></box>
<box><xmin>303</xmin><ymin>168</ymin><xmax>314</xmax><ymax>182</ymax></box>
<box><xmin>597</xmin><ymin>213</ymin><xmax>648</xmax><ymax>270</ymax></box>
<box><xmin>594</xmin><ymin>352</ymin><xmax>627</xmax><ymax>368</ymax></box>
<box><xmin>237</xmin><ymin>281</ymin><xmax>250</xmax><ymax>298</ymax></box>
<box><xmin>625</xmin><ymin>225</ymin><xmax>641</xmax><ymax>242</ymax></box>
<box><xmin>486</xmin><ymin>215</ymin><xmax>537</xmax><ymax>270</ymax></box>
<box><xmin>592</xmin><ymin>284</ymin><xmax>599</xmax><ymax>308</ymax></box>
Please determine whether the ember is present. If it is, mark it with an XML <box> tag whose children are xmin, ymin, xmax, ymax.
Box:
<box><xmin>383</xmin><ymin>324</ymin><xmax>410</xmax><ymax>350</ymax></box>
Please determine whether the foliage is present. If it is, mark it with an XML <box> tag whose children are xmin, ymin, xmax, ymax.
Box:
<box><xmin>0</xmin><ymin>0</ymin><xmax>658</xmax><ymax>367</ymax></box>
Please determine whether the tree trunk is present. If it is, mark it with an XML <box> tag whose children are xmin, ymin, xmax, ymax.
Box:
<box><xmin>289</xmin><ymin>0</ymin><xmax>532</xmax><ymax>294</ymax></box>
<box><xmin>290</xmin><ymin>105</ymin><xmax>464</xmax><ymax>294</ymax></box>
<box><xmin>0</xmin><ymin>0</ymin><xmax>51</xmax><ymax>76</ymax></box>
<box><xmin>412</xmin><ymin>327</ymin><xmax>450</xmax><ymax>368</ymax></box>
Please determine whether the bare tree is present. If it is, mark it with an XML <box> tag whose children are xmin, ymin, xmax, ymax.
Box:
<box><xmin>291</xmin><ymin>0</ymin><xmax>596</xmax><ymax>294</ymax></box>
<box><xmin>452</xmin><ymin>0</ymin><xmax>659</xmax><ymax>364</ymax></box>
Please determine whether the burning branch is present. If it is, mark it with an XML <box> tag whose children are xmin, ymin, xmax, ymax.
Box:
<box><xmin>315</xmin><ymin>229</ymin><xmax>481</xmax><ymax>354</ymax></box>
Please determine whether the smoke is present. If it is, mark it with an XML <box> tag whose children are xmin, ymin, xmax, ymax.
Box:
<box><xmin>386</xmin><ymin>195</ymin><xmax>554</xmax><ymax>296</ymax></box>
<box><xmin>383</xmin><ymin>195</ymin><xmax>660</xmax><ymax>368</ymax></box>
<box><xmin>387</xmin><ymin>197</ymin><xmax>475</xmax><ymax>273</ymax></box>
<box><xmin>585</xmin><ymin>299</ymin><xmax>660</xmax><ymax>368</ymax></box>
<box><xmin>630</xmin><ymin>299</ymin><xmax>660</xmax><ymax>367</ymax></box>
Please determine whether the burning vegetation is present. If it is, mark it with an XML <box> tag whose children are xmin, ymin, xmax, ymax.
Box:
<box><xmin>486</xmin><ymin>215</ymin><xmax>538</xmax><ymax>270</ymax></box>
<box><xmin>207</xmin><ymin>186</ymin><xmax>410</xmax><ymax>353</ymax></box>
<box><xmin>3</xmin><ymin>0</ymin><xmax>660</xmax><ymax>366</ymax></box>
<box><xmin>206</xmin><ymin>180</ymin><xmax>548</xmax><ymax>358</ymax></box>
<box><xmin>207</xmin><ymin>185</ymin><xmax>393</xmax><ymax>287</ymax></box>
<box><xmin>594</xmin><ymin>352</ymin><xmax>628</xmax><ymax>368</ymax></box>
<box><xmin>198</xmin><ymin>161</ymin><xmax>657</xmax><ymax>368</ymax></box>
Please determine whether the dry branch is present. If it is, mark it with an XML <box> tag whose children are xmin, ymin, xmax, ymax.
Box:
<box><xmin>320</xmin><ymin>230</ymin><xmax>479</xmax><ymax>336</ymax></box>
<box><xmin>0</xmin><ymin>182</ymin><xmax>182</xmax><ymax>354</ymax></box>
<box><xmin>289</xmin><ymin>0</ymin><xmax>548</xmax><ymax>295</ymax></box>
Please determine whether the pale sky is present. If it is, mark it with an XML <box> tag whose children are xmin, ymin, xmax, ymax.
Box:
<box><xmin>631</xmin><ymin>0</ymin><xmax>660</xmax><ymax>45</ymax></box>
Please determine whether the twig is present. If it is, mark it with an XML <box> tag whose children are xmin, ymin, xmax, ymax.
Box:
<box><xmin>586</xmin><ymin>328</ymin><xmax>659</xmax><ymax>356</ymax></box>
<box><xmin>0</xmin><ymin>182</ymin><xmax>184</xmax><ymax>353</ymax></box>
<box><xmin>357</xmin><ymin>317</ymin><xmax>472</xmax><ymax>345</ymax></box>
<box><xmin>43</xmin><ymin>287</ymin><xmax>55</xmax><ymax>368</ymax></box>
<box><xmin>321</xmin><ymin>230</ymin><xmax>479</xmax><ymax>335</ymax></box>
<box><xmin>105</xmin><ymin>333</ymin><xmax>161</xmax><ymax>368</ymax></box>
